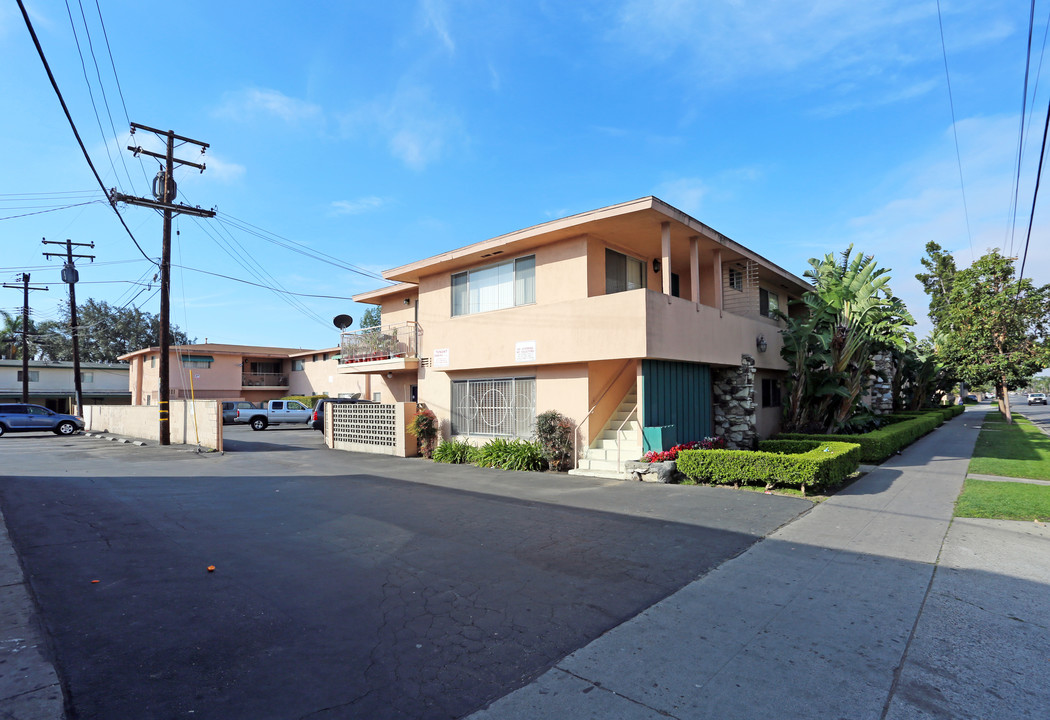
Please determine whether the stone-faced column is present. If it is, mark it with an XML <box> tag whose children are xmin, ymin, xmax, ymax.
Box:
<box><xmin>712</xmin><ymin>354</ymin><xmax>758</xmax><ymax>449</ymax></box>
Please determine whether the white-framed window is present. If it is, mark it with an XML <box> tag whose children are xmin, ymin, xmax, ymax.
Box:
<box><xmin>451</xmin><ymin>255</ymin><xmax>536</xmax><ymax>316</ymax></box>
<box><xmin>16</xmin><ymin>370</ymin><xmax>39</xmax><ymax>383</ymax></box>
<box><xmin>728</xmin><ymin>267</ymin><xmax>743</xmax><ymax>291</ymax></box>
<box><xmin>451</xmin><ymin>376</ymin><xmax>536</xmax><ymax>438</ymax></box>
<box><xmin>760</xmin><ymin>288</ymin><xmax>779</xmax><ymax>318</ymax></box>
<box><xmin>605</xmin><ymin>249</ymin><xmax>646</xmax><ymax>294</ymax></box>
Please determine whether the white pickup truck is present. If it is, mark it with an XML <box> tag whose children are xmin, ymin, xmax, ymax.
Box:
<box><xmin>235</xmin><ymin>399</ymin><xmax>312</xmax><ymax>430</ymax></box>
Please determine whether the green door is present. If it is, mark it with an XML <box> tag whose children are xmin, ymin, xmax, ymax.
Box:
<box><xmin>641</xmin><ymin>360</ymin><xmax>712</xmax><ymax>451</ymax></box>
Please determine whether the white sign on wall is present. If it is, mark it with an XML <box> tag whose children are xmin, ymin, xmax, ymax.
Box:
<box><xmin>515</xmin><ymin>341</ymin><xmax>536</xmax><ymax>363</ymax></box>
<box><xmin>434</xmin><ymin>348</ymin><xmax>450</xmax><ymax>367</ymax></box>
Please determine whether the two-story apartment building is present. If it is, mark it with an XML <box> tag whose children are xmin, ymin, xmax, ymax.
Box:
<box><xmin>0</xmin><ymin>360</ymin><xmax>130</xmax><ymax>412</ymax></box>
<box><xmin>120</xmin><ymin>344</ymin><xmax>368</xmax><ymax>405</ymax></box>
<box><xmin>341</xmin><ymin>196</ymin><xmax>811</xmax><ymax>473</ymax></box>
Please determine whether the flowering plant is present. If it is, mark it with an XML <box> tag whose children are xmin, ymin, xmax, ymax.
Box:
<box><xmin>643</xmin><ymin>436</ymin><xmax>726</xmax><ymax>463</ymax></box>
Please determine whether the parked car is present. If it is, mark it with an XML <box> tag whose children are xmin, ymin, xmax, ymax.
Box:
<box><xmin>0</xmin><ymin>404</ymin><xmax>84</xmax><ymax>437</ymax></box>
<box><xmin>222</xmin><ymin>400</ymin><xmax>257</xmax><ymax>424</ymax></box>
<box><xmin>308</xmin><ymin>395</ymin><xmax>372</xmax><ymax>431</ymax></box>
<box><xmin>1028</xmin><ymin>393</ymin><xmax>1047</xmax><ymax>405</ymax></box>
<box><xmin>235</xmin><ymin>399</ymin><xmax>313</xmax><ymax>430</ymax></box>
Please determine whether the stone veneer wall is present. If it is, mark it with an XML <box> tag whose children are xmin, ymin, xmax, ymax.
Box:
<box><xmin>712</xmin><ymin>354</ymin><xmax>757</xmax><ymax>450</ymax></box>
<box><xmin>868</xmin><ymin>350</ymin><xmax>895</xmax><ymax>415</ymax></box>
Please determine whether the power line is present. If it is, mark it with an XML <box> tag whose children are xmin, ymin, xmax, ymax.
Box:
<box><xmin>16</xmin><ymin>0</ymin><xmax>157</xmax><ymax>266</ymax></box>
<box><xmin>1006</xmin><ymin>0</ymin><xmax>1038</xmax><ymax>258</ymax></box>
<box><xmin>171</xmin><ymin>263</ymin><xmax>360</xmax><ymax>299</ymax></box>
<box><xmin>0</xmin><ymin>201</ymin><xmax>102</xmax><ymax>221</ymax></box>
<box><xmin>217</xmin><ymin>212</ymin><xmax>389</xmax><ymax>282</ymax></box>
<box><xmin>935</xmin><ymin>0</ymin><xmax>975</xmax><ymax>262</ymax></box>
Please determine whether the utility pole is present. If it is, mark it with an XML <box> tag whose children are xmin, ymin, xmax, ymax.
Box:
<box><xmin>2</xmin><ymin>273</ymin><xmax>48</xmax><ymax>403</ymax></box>
<box><xmin>43</xmin><ymin>238</ymin><xmax>95</xmax><ymax>415</ymax></box>
<box><xmin>109</xmin><ymin>123</ymin><xmax>215</xmax><ymax>445</ymax></box>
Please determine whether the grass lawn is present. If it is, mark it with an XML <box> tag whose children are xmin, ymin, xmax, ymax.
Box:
<box><xmin>956</xmin><ymin>411</ymin><xmax>1050</xmax><ymax>520</ymax></box>
<box><xmin>967</xmin><ymin>413</ymin><xmax>1050</xmax><ymax>481</ymax></box>
<box><xmin>955</xmin><ymin>479</ymin><xmax>1050</xmax><ymax>522</ymax></box>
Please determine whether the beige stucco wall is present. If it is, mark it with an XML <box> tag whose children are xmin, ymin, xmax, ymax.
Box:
<box><xmin>357</xmin><ymin>218</ymin><xmax>806</xmax><ymax>448</ymax></box>
<box><xmin>83</xmin><ymin>400</ymin><xmax>222</xmax><ymax>450</ymax></box>
<box><xmin>289</xmin><ymin>354</ymin><xmax>368</xmax><ymax>398</ymax></box>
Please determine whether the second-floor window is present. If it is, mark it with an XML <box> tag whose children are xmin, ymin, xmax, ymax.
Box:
<box><xmin>760</xmin><ymin>288</ymin><xmax>779</xmax><ymax>318</ymax></box>
<box><xmin>293</xmin><ymin>360</ymin><xmax>305</xmax><ymax>371</ymax></box>
<box><xmin>16</xmin><ymin>371</ymin><xmax>39</xmax><ymax>382</ymax></box>
<box><xmin>451</xmin><ymin>255</ymin><xmax>535</xmax><ymax>316</ymax></box>
<box><xmin>181</xmin><ymin>355</ymin><xmax>212</xmax><ymax>369</ymax></box>
<box><xmin>605</xmin><ymin>249</ymin><xmax>646</xmax><ymax>294</ymax></box>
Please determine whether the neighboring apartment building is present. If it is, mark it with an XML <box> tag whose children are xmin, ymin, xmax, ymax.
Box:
<box><xmin>342</xmin><ymin>196</ymin><xmax>812</xmax><ymax>472</ymax></box>
<box><xmin>119</xmin><ymin>344</ymin><xmax>368</xmax><ymax>405</ymax></box>
<box><xmin>0</xmin><ymin>360</ymin><xmax>130</xmax><ymax>412</ymax></box>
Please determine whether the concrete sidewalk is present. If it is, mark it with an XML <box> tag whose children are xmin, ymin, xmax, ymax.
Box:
<box><xmin>469</xmin><ymin>410</ymin><xmax>1050</xmax><ymax>719</ymax></box>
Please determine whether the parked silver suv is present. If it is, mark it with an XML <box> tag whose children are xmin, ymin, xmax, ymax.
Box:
<box><xmin>1028</xmin><ymin>393</ymin><xmax>1047</xmax><ymax>405</ymax></box>
<box><xmin>0</xmin><ymin>404</ymin><xmax>84</xmax><ymax>437</ymax></box>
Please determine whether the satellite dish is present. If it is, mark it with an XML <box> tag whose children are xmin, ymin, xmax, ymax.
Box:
<box><xmin>333</xmin><ymin>314</ymin><xmax>353</xmax><ymax>330</ymax></box>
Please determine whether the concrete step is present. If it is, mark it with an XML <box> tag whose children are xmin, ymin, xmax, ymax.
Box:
<box><xmin>584</xmin><ymin>447</ymin><xmax>644</xmax><ymax>462</ymax></box>
<box><xmin>567</xmin><ymin>467</ymin><xmax>628</xmax><ymax>481</ymax></box>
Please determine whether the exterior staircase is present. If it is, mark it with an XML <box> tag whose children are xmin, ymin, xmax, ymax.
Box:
<box><xmin>569</xmin><ymin>386</ymin><xmax>643</xmax><ymax>479</ymax></box>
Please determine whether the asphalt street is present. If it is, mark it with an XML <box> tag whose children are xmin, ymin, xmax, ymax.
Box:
<box><xmin>0</xmin><ymin>425</ymin><xmax>811</xmax><ymax>719</ymax></box>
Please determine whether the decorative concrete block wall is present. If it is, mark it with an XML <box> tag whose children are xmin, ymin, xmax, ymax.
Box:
<box><xmin>712</xmin><ymin>354</ymin><xmax>757</xmax><ymax>449</ymax></box>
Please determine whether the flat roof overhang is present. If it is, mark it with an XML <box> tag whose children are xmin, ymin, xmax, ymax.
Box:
<box><xmin>379</xmin><ymin>196</ymin><xmax>810</xmax><ymax>296</ymax></box>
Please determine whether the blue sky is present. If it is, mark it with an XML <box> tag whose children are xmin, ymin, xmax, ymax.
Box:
<box><xmin>1</xmin><ymin>0</ymin><xmax>1047</xmax><ymax>352</ymax></box>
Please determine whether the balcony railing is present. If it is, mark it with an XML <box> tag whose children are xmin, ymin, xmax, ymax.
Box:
<box><xmin>339</xmin><ymin>321</ymin><xmax>419</xmax><ymax>365</ymax></box>
<box><xmin>241</xmin><ymin>372</ymin><xmax>288</xmax><ymax>386</ymax></box>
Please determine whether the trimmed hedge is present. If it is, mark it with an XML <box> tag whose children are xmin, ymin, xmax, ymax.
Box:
<box><xmin>677</xmin><ymin>441</ymin><xmax>861</xmax><ymax>494</ymax></box>
<box><xmin>776</xmin><ymin>409</ymin><xmax>952</xmax><ymax>463</ymax></box>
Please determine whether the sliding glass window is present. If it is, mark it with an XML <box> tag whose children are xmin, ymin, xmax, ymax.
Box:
<box><xmin>451</xmin><ymin>255</ymin><xmax>535</xmax><ymax>316</ymax></box>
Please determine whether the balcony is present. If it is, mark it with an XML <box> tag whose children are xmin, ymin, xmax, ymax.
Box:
<box><xmin>338</xmin><ymin>321</ymin><xmax>419</xmax><ymax>374</ymax></box>
<box><xmin>241</xmin><ymin>372</ymin><xmax>288</xmax><ymax>387</ymax></box>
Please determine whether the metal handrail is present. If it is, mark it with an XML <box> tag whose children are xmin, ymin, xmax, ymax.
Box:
<box><xmin>339</xmin><ymin>321</ymin><xmax>419</xmax><ymax>364</ymax></box>
<box><xmin>572</xmin><ymin>359</ymin><xmax>634</xmax><ymax>469</ymax></box>
<box><xmin>615</xmin><ymin>402</ymin><xmax>639</xmax><ymax>474</ymax></box>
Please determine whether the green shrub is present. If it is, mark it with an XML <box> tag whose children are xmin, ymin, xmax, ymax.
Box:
<box><xmin>474</xmin><ymin>437</ymin><xmax>546</xmax><ymax>471</ymax></box>
<box><xmin>777</xmin><ymin>411</ymin><xmax>945</xmax><ymax>463</ymax></box>
<box><xmin>433</xmin><ymin>438</ymin><xmax>476</xmax><ymax>464</ymax></box>
<box><xmin>677</xmin><ymin>441</ymin><xmax>860</xmax><ymax>494</ymax></box>
<box><xmin>408</xmin><ymin>407</ymin><xmax>439</xmax><ymax>459</ymax></box>
<box><xmin>535</xmin><ymin>410</ymin><xmax>575</xmax><ymax>471</ymax></box>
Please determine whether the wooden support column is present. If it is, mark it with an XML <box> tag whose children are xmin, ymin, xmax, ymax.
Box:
<box><xmin>661</xmin><ymin>222</ymin><xmax>672</xmax><ymax>296</ymax></box>
<box><xmin>689</xmin><ymin>235</ymin><xmax>700</xmax><ymax>303</ymax></box>
<box><xmin>713</xmin><ymin>249</ymin><xmax>723</xmax><ymax>311</ymax></box>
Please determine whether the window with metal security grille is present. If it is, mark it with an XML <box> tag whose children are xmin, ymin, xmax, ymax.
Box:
<box><xmin>451</xmin><ymin>377</ymin><xmax>536</xmax><ymax>437</ymax></box>
<box><xmin>451</xmin><ymin>255</ymin><xmax>536</xmax><ymax>316</ymax></box>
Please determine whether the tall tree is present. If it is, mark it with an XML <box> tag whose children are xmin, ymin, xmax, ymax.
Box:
<box><xmin>939</xmin><ymin>250</ymin><xmax>1050</xmax><ymax>422</ymax></box>
<box><xmin>361</xmin><ymin>306</ymin><xmax>381</xmax><ymax>329</ymax></box>
<box><xmin>915</xmin><ymin>241</ymin><xmax>957</xmax><ymax>334</ymax></box>
<box><xmin>780</xmin><ymin>246</ymin><xmax>915</xmax><ymax>433</ymax></box>
<box><xmin>0</xmin><ymin>309</ymin><xmax>40</xmax><ymax>360</ymax></box>
<box><xmin>36</xmin><ymin>299</ymin><xmax>193</xmax><ymax>363</ymax></box>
